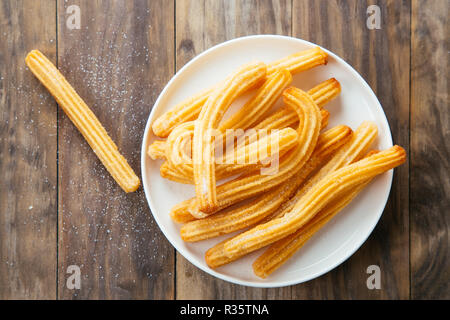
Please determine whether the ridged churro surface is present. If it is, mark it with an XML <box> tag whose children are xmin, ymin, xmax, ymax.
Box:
<box><xmin>188</xmin><ymin>87</ymin><xmax>321</xmax><ymax>218</ymax></box>
<box><xmin>152</xmin><ymin>47</ymin><xmax>328</xmax><ymax>138</ymax></box>
<box><xmin>193</xmin><ymin>62</ymin><xmax>267</xmax><ymax>213</ymax></box>
<box><xmin>181</xmin><ymin>125</ymin><xmax>351</xmax><ymax>242</ymax></box>
<box><xmin>25</xmin><ymin>50</ymin><xmax>140</xmax><ymax>193</ymax></box>
<box><xmin>222</xmin><ymin>146</ymin><xmax>406</xmax><ymax>258</ymax></box>
<box><xmin>252</xmin><ymin>150</ymin><xmax>379</xmax><ymax>278</ymax></box>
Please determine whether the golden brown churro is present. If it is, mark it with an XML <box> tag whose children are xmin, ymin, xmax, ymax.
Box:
<box><xmin>147</xmin><ymin>140</ymin><xmax>166</xmax><ymax>160</ymax></box>
<box><xmin>218</xmin><ymin>68</ymin><xmax>292</xmax><ymax>131</ymax></box>
<box><xmin>267</xmin><ymin>121</ymin><xmax>378</xmax><ymax>221</ymax></box>
<box><xmin>152</xmin><ymin>47</ymin><xmax>328</xmax><ymax>137</ymax></box>
<box><xmin>151</xmin><ymin>86</ymin><xmax>215</xmax><ymax>138</ymax></box>
<box><xmin>266</xmin><ymin>47</ymin><xmax>328</xmax><ymax>75</ymax></box>
<box><xmin>252</xmin><ymin>179</ymin><xmax>372</xmax><ymax>278</ymax></box>
<box><xmin>193</xmin><ymin>62</ymin><xmax>267</xmax><ymax>213</ymax></box>
<box><xmin>222</xmin><ymin>146</ymin><xmax>406</xmax><ymax>259</ymax></box>
<box><xmin>189</xmin><ymin>87</ymin><xmax>321</xmax><ymax>218</ymax></box>
<box><xmin>254</xmin><ymin>78</ymin><xmax>339</xmax><ymax>132</ymax></box>
<box><xmin>180</xmin><ymin>125</ymin><xmax>352</xmax><ymax>241</ymax></box>
<box><xmin>25</xmin><ymin>50</ymin><xmax>140</xmax><ymax>193</ymax></box>
<box><xmin>162</xmin><ymin>126</ymin><xmax>299</xmax><ymax>184</ymax></box>
<box><xmin>146</xmin><ymin>46</ymin><xmax>406</xmax><ymax>278</ymax></box>
<box><xmin>204</xmin><ymin>124</ymin><xmax>378</xmax><ymax>268</ymax></box>
<box><xmin>252</xmin><ymin>150</ymin><xmax>380</xmax><ymax>278</ymax></box>
<box><xmin>147</xmin><ymin>77</ymin><xmax>337</xmax><ymax>169</ymax></box>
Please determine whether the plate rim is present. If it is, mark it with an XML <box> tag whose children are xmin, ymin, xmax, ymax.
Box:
<box><xmin>140</xmin><ymin>34</ymin><xmax>394</xmax><ymax>288</ymax></box>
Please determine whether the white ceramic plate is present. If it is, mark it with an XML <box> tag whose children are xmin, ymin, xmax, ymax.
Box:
<box><xmin>141</xmin><ymin>35</ymin><xmax>393</xmax><ymax>288</ymax></box>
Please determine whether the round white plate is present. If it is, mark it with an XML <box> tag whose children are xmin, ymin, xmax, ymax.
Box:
<box><xmin>141</xmin><ymin>35</ymin><xmax>393</xmax><ymax>288</ymax></box>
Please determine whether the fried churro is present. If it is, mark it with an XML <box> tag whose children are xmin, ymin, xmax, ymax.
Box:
<box><xmin>188</xmin><ymin>87</ymin><xmax>321</xmax><ymax>218</ymax></box>
<box><xmin>180</xmin><ymin>125</ymin><xmax>352</xmax><ymax>241</ymax></box>
<box><xmin>218</xmin><ymin>68</ymin><xmax>292</xmax><ymax>131</ymax></box>
<box><xmin>204</xmin><ymin>123</ymin><xmax>378</xmax><ymax>268</ymax></box>
<box><xmin>147</xmin><ymin>140</ymin><xmax>167</xmax><ymax>160</ymax></box>
<box><xmin>25</xmin><ymin>50</ymin><xmax>140</xmax><ymax>193</ymax></box>
<box><xmin>164</xmin><ymin>125</ymin><xmax>298</xmax><ymax>179</ymax></box>
<box><xmin>266</xmin><ymin>120</ymin><xmax>378</xmax><ymax>222</ymax></box>
<box><xmin>222</xmin><ymin>146</ymin><xmax>406</xmax><ymax>259</ymax></box>
<box><xmin>254</xmin><ymin>78</ymin><xmax>339</xmax><ymax>132</ymax></box>
<box><xmin>151</xmin><ymin>86</ymin><xmax>215</xmax><ymax>138</ymax></box>
<box><xmin>266</xmin><ymin>47</ymin><xmax>328</xmax><ymax>75</ymax></box>
<box><xmin>193</xmin><ymin>62</ymin><xmax>267</xmax><ymax>213</ymax></box>
<box><xmin>148</xmin><ymin>78</ymin><xmax>337</xmax><ymax>169</ymax></box>
<box><xmin>152</xmin><ymin>47</ymin><xmax>328</xmax><ymax>137</ymax></box>
<box><xmin>252</xmin><ymin>151</ymin><xmax>379</xmax><ymax>278</ymax></box>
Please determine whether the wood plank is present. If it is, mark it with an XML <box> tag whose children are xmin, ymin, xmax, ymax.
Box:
<box><xmin>291</xmin><ymin>0</ymin><xmax>410</xmax><ymax>299</ymax></box>
<box><xmin>57</xmin><ymin>0</ymin><xmax>175</xmax><ymax>299</ymax></box>
<box><xmin>175</xmin><ymin>0</ymin><xmax>292</xmax><ymax>299</ymax></box>
<box><xmin>0</xmin><ymin>0</ymin><xmax>57</xmax><ymax>299</ymax></box>
<box><xmin>411</xmin><ymin>0</ymin><xmax>449</xmax><ymax>299</ymax></box>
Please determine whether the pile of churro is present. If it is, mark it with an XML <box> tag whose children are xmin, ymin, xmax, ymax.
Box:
<box><xmin>149</xmin><ymin>46</ymin><xmax>406</xmax><ymax>278</ymax></box>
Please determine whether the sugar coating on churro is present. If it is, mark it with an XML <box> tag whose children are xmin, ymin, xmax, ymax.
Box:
<box><xmin>26</xmin><ymin>49</ymin><xmax>140</xmax><ymax>193</ymax></box>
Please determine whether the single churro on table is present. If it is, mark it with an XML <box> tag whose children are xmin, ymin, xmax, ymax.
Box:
<box><xmin>25</xmin><ymin>50</ymin><xmax>140</xmax><ymax>193</ymax></box>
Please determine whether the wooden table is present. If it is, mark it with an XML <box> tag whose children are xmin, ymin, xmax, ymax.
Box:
<box><xmin>0</xmin><ymin>0</ymin><xmax>447</xmax><ymax>300</ymax></box>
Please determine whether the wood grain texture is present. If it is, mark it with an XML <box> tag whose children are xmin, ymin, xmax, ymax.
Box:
<box><xmin>410</xmin><ymin>0</ymin><xmax>449</xmax><ymax>300</ymax></box>
<box><xmin>0</xmin><ymin>0</ymin><xmax>57</xmax><ymax>299</ymax></box>
<box><xmin>291</xmin><ymin>0</ymin><xmax>410</xmax><ymax>299</ymax></box>
<box><xmin>57</xmin><ymin>0</ymin><xmax>174</xmax><ymax>299</ymax></box>
<box><xmin>175</xmin><ymin>0</ymin><xmax>292</xmax><ymax>299</ymax></box>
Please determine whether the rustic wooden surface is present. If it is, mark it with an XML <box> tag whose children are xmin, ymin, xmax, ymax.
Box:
<box><xmin>0</xmin><ymin>0</ymin><xmax>57</xmax><ymax>299</ymax></box>
<box><xmin>410</xmin><ymin>0</ymin><xmax>449</xmax><ymax>300</ymax></box>
<box><xmin>0</xmin><ymin>0</ymin><xmax>447</xmax><ymax>299</ymax></box>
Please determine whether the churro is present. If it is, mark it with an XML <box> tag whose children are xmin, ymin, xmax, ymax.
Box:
<box><xmin>218</xmin><ymin>68</ymin><xmax>292</xmax><ymax>131</ymax></box>
<box><xmin>252</xmin><ymin>151</ymin><xmax>379</xmax><ymax>278</ymax></box>
<box><xmin>180</xmin><ymin>125</ymin><xmax>352</xmax><ymax>241</ymax></box>
<box><xmin>254</xmin><ymin>78</ymin><xmax>339</xmax><ymax>132</ymax></box>
<box><xmin>147</xmin><ymin>140</ymin><xmax>166</xmax><ymax>160</ymax></box>
<box><xmin>266</xmin><ymin>46</ymin><xmax>328</xmax><ymax>75</ymax></box>
<box><xmin>222</xmin><ymin>146</ymin><xmax>406</xmax><ymax>259</ymax></box>
<box><xmin>193</xmin><ymin>62</ymin><xmax>267</xmax><ymax>212</ymax></box>
<box><xmin>25</xmin><ymin>50</ymin><xmax>140</xmax><ymax>193</ymax></box>
<box><xmin>152</xmin><ymin>86</ymin><xmax>215</xmax><ymax>138</ymax></box>
<box><xmin>163</xmin><ymin>126</ymin><xmax>299</xmax><ymax>183</ymax></box>
<box><xmin>189</xmin><ymin>87</ymin><xmax>321</xmax><ymax>218</ymax></box>
<box><xmin>266</xmin><ymin>120</ymin><xmax>378</xmax><ymax>221</ymax></box>
<box><xmin>147</xmin><ymin>78</ymin><xmax>337</xmax><ymax>169</ymax></box>
<box><xmin>204</xmin><ymin>123</ymin><xmax>378</xmax><ymax>267</ymax></box>
<box><xmin>152</xmin><ymin>47</ymin><xmax>328</xmax><ymax>137</ymax></box>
